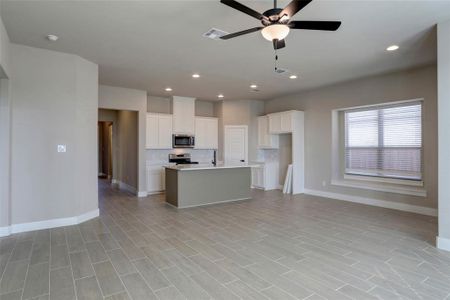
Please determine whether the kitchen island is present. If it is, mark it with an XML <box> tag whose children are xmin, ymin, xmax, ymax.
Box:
<box><xmin>164</xmin><ymin>164</ymin><xmax>253</xmax><ymax>208</ymax></box>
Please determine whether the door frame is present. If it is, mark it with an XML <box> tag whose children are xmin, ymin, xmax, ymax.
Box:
<box><xmin>224</xmin><ymin>125</ymin><xmax>248</xmax><ymax>164</ymax></box>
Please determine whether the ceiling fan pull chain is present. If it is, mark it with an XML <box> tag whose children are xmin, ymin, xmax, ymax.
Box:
<box><xmin>274</xmin><ymin>49</ymin><xmax>278</xmax><ymax>72</ymax></box>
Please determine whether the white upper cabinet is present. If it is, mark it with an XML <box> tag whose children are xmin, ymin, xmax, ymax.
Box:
<box><xmin>268</xmin><ymin>111</ymin><xmax>295</xmax><ymax>134</ymax></box>
<box><xmin>172</xmin><ymin>96</ymin><xmax>195</xmax><ymax>134</ymax></box>
<box><xmin>146</xmin><ymin>113</ymin><xmax>173</xmax><ymax>149</ymax></box>
<box><xmin>158</xmin><ymin>114</ymin><xmax>173</xmax><ymax>148</ymax></box>
<box><xmin>195</xmin><ymin>117</ymin><xmax>218</xmax><ymax>149</ymax></box>
<box><xmin>258</xmin><ymin>116</ymin><xmax>279</xmax><ymax>149</ymax></box>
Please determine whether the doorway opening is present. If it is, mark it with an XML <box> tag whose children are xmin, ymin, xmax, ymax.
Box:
<box><xmin>98</xmin><ymin>109</ymin><xmax>138</xmax><ymax>195</ymax></box>
<box><xmin>98</xmin><ymin>121</ymin><xmax>113</xmax><ymax>180</ymax></box>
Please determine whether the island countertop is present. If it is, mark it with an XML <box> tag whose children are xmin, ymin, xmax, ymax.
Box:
<box><xmin>164</xmin><ymin>163</ymin><xmax>258</xmax><ymax>171</ymax></box>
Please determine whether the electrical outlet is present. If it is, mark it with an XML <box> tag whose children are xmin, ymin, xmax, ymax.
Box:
<box><xmin>57</xmin><ymin>145</ymin><xmax>66</xmax><ymax>153</ymax></box>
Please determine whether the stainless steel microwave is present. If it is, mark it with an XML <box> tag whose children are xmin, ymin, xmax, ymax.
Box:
<box><xmin>172</xmin><ymin>134</ymin><xmax>195</xmax><ymax>148</ymax></box>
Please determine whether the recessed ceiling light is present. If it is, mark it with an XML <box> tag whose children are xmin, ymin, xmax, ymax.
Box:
<box><xmin>386</xmin><ymin>45</ymin><xmax>399</xmax><ymax>51</ymax></box>
<box><xmin>165</xmin><ymin>87</ymin><xmax>172</xmax><ymax>92</ymax></box>
<box><xmin>217</xmin><ymin>94</ymin><xmax>224</xmax><ymax>98</ymax></box>
<box><xmin>192</xmin><ymin>73</ymin><xmax>200</xmax><ymax>78</ymax></box>
<box><xmin>250</xmin><ymin>84</ymin><xmax>258</xmax><ymax>89</ymax></box>
<box><xmin>46</xmin><ymin>34</ymin><xmax>59</xmax><ymax>42</ymax></box>
<box><xmin>289</xmin><ymin>75</ymin><xmax>297</xmax><ymax>79</ymax></box>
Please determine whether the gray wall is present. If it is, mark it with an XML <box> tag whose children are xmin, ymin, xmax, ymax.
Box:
<box><xmin>147</xmin><ymin>95</ymin><xmax>171</xmax><ymax>114</ymax></box>
<box><xmin>99</xmin><ymin>85</ymin><xmax>147</xmax><ymax>195</ymax></box>
<box><xmin>10</xmin><ymin>44</ymin><xmax>98</xmax><ymax>224</ymax></box>
<box><xmin>147</xmin><ymin>95</ymin><xmax>216</xmax><ymax>117</ymax></box>
<box><xmin>0</xmin><ymin>4</ymin><xmax>10</xmax><ymax>78</ymax></box>
<box><xmin>116</xmin><ymin>110</ymin><xmax>138</xmax><ymax>189</ymax></box>
<box><xmin>220</xmin><ymin>99</ymin><xmax>265</xmax><ymax>162</ymax></box>
<box><xmin>265</xmin><ymin>65</ymin><xmax>437</xmax><ymax>209</ymax></box>
<box><xmin>0</xmin><ymin>10</ymin><xmax>10</xmax><ymax>230</ymax></box>
<box><xmin>438</xmin><ymin>21</ymin><xmax>450</xmax><ymax>244</ymax></box>
<box><xmin>0</xmin><ymin>79</ymin><xmax>10</xmax><ymax>229</ymax></box>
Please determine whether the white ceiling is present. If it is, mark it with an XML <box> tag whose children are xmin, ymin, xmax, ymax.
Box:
<box><xmin>2</xmin><ymin>0</ymin><xmax>450</xmax><ymax>101</ymax></box>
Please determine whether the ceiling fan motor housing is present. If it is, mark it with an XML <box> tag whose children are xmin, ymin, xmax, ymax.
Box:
<box><xmin>262</xmin><ymin>8</ymin><xmax>284</xmax><ymax>25</ymax></box>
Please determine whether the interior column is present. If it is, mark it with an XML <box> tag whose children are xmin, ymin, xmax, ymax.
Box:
<box><xmin>437</xmin><ymin>20</ymin><xmax>450</xmax><ymax>251</ymax></box>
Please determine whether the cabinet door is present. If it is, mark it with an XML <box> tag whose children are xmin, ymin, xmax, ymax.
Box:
<box><xmin>268</xmin><ymin>113</ymin><xmax>282</xmax><ymax>133</ymax></box>
<box><xmin>251</xmin><ymin>167</ymin><xmax>258</xmax><ymax>187</ymax></box>
<box><xmin>258</xmin><ymin>116</ymin><xmax>267</xmax><ymax>148</ymax></box>
<box><xmin>194</xmin><ymin>118</ymin><xmax>205</xmax><ymax>149</ymax></box>
<box><xmin>160</xmin><ymin>168</ymin><xmax>165</xmax><ymax>191</ymax></box>
<box><xmin>147</xmin><ymin>166</ymin><xmax>163</xmax><ymax>192</ymax></box>
<box><xmin>158</xmin><ymin>114</ymin><xmax>173</xmax><ymax>149</ymax></box>
<box><xmin>206</xmin><ymin>118</ymin><xmax>218</xmax><ymax>149</ymax></box>
<box><xmin>146</xmin><ymin>114</ymin><xmax>159</xmax><ymax>149</ymax></box>
<box><xmin>257</xmin><ymin>168</ymin><xmax>265</xmax><ymax>188</ymax></box>
<box><xmin>281</xmin><ymin>112</ymin><xmax>293</xmax><ymax>132</ymax></box>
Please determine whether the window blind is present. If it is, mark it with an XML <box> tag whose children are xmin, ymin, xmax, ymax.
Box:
<box><xmin>344</xmin><ymin>101</ymin><xmax>422</xmax><ymax>181</ymax></box>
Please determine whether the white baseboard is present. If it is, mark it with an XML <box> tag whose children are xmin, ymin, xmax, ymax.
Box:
<box><xmin>304</xmin><ymin>188</ymin><xmax>437</xmax><ymax>217</ymax></box>
<box><xmin>0</xmin><ymin>208</ymin><xmax>99</xmax><ymax>237</ymax></box>
<box><xmin>437</xmin><ymin>236</ymin><xmax>450</xmax><ymax>252</ymax></box>
<box><xmin>137</xmin><ymin>191</ymin><xmax>148</xmax><ymax>197</ymax></box>
<box><xmin>147</xmin><ymin>190</ymin><xmax>164</xmax><ymax>195</ymax></box>
<box><xmin>0</xmin><ymin>226</ymin><xmax>11</xmax><ymax>237</ymax></box>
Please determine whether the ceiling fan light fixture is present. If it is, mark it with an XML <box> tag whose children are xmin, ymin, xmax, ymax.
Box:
<box><xmin>261</xmin><ymin>24</ymin><xmax>290</xmax><ymax>41</ymax></box>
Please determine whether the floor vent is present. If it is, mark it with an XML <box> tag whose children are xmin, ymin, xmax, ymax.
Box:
<box><xmin>203</xmin><ymin>28</ymin><xmax>229</xmax><ymax>40</ymax></box>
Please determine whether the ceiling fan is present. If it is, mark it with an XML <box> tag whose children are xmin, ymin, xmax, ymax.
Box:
<box><xmin>219</xmin><ymin>0</ymin><xmax>341</xmax><ymax>50</ymax></box>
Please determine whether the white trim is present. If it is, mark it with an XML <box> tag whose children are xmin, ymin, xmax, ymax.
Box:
<box><xmin>331</xmin><ymin>179</ymin><xmax>427</xmax><ymax>197</ymax></box>
<box><xmin>0</xmin><ymin>209</ymin><xmax>99</xmax><ymax>237</ymax></box>
<box><xmin>137</xmin><ymin>191</ymin><xmax>148</xmax><ymax>197</ymax></box>
<box><xmin>77</xmin><ymin>209</ymin><xmax>100</xmax><ymax>223</ymax></box>
<box><xmin>344</xmin><ymin>174</ymin><xmax>423</xmax><ymax>187</ymax></box>
<box><xmin>335</xmin><ymin>98</ymin><xmax>424</xmax><ymax>112</ymax></box>
<box><xmin>0</xmin><ymin>226</ymin><xmax>11</xmax><ymax>237</ymax></box>
<box><xmin>304</xmin><ymin>188</ymin><xmax>437</xmax><ymax>216</ymax></box>
<box><xmin>147</xmin><ymin>191</ymin><xmax>164</xmax><ymax>195</ymax></box>
<box><xmin>437</xmin><ymin>236</ymin><xmax>450</xmax><ymax>252</ymax></box>
<box><xmin>166</xmin><ymin>197</ymin><xmax>251</xmax><ymax>209</ymax></box>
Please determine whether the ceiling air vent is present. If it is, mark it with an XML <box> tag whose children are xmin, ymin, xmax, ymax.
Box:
<box><xmin>275</xmin><ymin>68</ymin><xmax>289</xmax><ymax>74</ymax></box>
<box><xmin>203</xmin><ymin>28</ymin><xmax>229</xmax><ymax>40</ymax></box>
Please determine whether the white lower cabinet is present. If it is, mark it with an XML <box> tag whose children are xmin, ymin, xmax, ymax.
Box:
<box><xmin>251</xmin><ymin>162</ymin><xmax>279</xmax><ymax>191</ymax></box>
<box><xmin>147</xmin><ymin>165</ymin><xmax>166</xmax><ymax>193</ymax></box>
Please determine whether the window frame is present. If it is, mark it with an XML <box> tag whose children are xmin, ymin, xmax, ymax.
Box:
<box><xmin>342</xmin><ymin>99</ymin><xmax>423</xmax><ymax>183</ymax></box>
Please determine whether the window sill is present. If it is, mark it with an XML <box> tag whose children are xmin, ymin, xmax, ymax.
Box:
<box><xmin>344</xmin><ymin>174</ymin><xmax>423</xmax><ymax>187</ymax></box>
<box><xmin>331</xmin><ymin>179</ymin><xmax>427</xmax><ymax>197</ymax></box>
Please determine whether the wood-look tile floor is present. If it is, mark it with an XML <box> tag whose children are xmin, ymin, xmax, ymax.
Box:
<box><xmin>1</xmin><ymin>180</ymin><xmax>450</xmax><ymax>300</ymax></box>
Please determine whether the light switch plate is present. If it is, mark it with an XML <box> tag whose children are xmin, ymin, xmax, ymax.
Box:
<box><xmin>57</xmin><ymin>145</ymin><xmax>66</xmax><ymax>153</ymax></box>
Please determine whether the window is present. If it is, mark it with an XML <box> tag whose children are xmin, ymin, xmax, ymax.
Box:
<box><xmin>344</xmin><ymin>101</ymin><xmax>422</xmax><ymax>181</ymax></box>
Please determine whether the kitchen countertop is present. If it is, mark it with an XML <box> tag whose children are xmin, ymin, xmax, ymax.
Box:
<box><xmin>165</xmin><ymin>163</ymin><xmax>258</xmax><ymax>171</ymax></box>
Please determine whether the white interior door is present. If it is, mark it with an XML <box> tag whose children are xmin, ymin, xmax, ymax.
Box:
<box><xmin>224</xmin><ymin>125</ymin><xmax>248</xmax><ymax>164</ymax></box>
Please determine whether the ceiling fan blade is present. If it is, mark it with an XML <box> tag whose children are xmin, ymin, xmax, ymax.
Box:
<box><xmin>220</xmin><ymin>27</ymin><xmax>263</xmax><ymax>40</ymax></box>
<box><xmin>220</xmin><ymin>0</ymin><xmax>267</xmax><ymax>21</ymax></box>
<box><xmin>289</xmin><ymin>21</ymin><xmax>341</xmax><ymax>31</ymax></box>
<box><xmin>273</xmin><ymin>39</ymin><xmax>286</xmax><ymax>50</ymax></box>
<box><xmin>279</xmin><ymin>0</ymin><xmax>313</xmax><ymax>19</ymax></box>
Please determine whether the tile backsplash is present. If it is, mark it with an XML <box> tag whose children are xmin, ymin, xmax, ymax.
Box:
<box><xmin>146</xmin><ymin>149</ymin><xmax>215</xmax><ymax>165</ymax></box>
